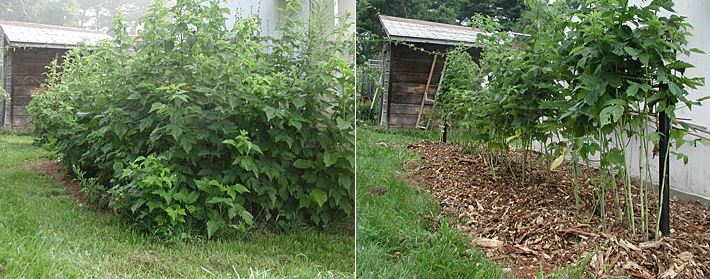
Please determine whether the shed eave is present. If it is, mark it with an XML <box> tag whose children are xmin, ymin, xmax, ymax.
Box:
<box><xmin>389</xmin><ymin>35</ymin><xmax>478</xmax><ymax>47</ymax></box>
<box><xmin>7</xmin><ymin>41</ymin><xmax>82</xmax><ymax>49</ymax></box>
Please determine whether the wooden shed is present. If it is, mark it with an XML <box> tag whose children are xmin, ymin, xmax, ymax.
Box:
<box><xmin>378</xmin><ymin>15</ymin><xmax>483</xmax><ymax>129</ymax></box>
<box><xmin>0</xmin><ymin>21</ymin><xmax>110</xmax><ymax>130</ymax></box>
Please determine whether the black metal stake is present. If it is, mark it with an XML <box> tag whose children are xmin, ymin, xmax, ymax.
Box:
<box><xmin>442</xmin><ymin>119</ymin><xmax>448</xmax><ymax>143</ymax></box>
<box><xmin>658</xmin><ymin>107</ymin><xmax>671</xmax><ymax>236</ymax></box>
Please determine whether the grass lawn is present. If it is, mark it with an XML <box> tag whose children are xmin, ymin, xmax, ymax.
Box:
<box><xmin>0</xmin><ymin>134</ymin><xmax>354</xmax><ymax>278</ymax></box>
<box><xmin>355</xmin><ymin>125</ymin><xmax>505</xmax><ymax>278</ymax></box>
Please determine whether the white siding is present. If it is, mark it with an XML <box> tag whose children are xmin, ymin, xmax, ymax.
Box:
<box><xmin>222</xmin><ymin>0</ymin><xmax>355</xmax><ymax>37</ymax></box>
<box><xmin>626</xmin><ymin>0</ymin><xmax>710</xmax><ymax>201</ymax></box>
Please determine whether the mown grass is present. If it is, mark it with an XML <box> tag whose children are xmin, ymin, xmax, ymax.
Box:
<box><xmin>355</xmin><ymin>125</ymin><xmax>506</xmax><ymax>278</ymax></box>
<box><xmin>0</xmin><ymin>134</ymin><xmax>354</xmax><ymax>278</ymax></box>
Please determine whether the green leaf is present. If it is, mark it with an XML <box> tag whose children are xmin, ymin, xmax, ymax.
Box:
<box><xmin>668</xmin><ymin>82</ymin><xmax>684</xmax><ymax>96</ymax></box>
<box><xmin>323</xmin><ymin>152</ymin><xmax>338</xmax><ymax>167</ymax></box>
<box><xmin>669</xmin><ymin>61</ymin><xmax>694</xmax><ymax>70</ymax></box>
<box><xmin>690</xmin><ymin>48</ymin><xmax>705</xmax><ymax>54</ymax></box>
<box><xmin>293</xmin><ymin>159</ymin><xmax>314</xmax><ymax>169</ymax></box>
<box><xmin>206</xmin><ymin>218</ymin><xmax>224</xmax><ymax>239</ymax></box>
<box><xmin>623</xmin><ymin>46</ymin><xmax>638</xmax><ymax>57</ymax></box>
<box><xmin>114</xmin><ymin>125</ymin><xmax>127</xmax><ymax>138</ymax></box>
<box><xmin>309</xmin><ymin>189</ymin><xmax>328</xmax><ymax>207</ymax></box>
<box><xmin>599</xmin><ymin>105</ymin><xmax>624</xmax><ymax>126</ymax></box>
<box><xmin>231</xmin><ymin>184</ymin><xmax>249</xmax><ymax>194</ymax></box>
<box><xmin>626</xmin><ymin>83</ymin><xmax>640</xmax><ymax>97</ymax></box>
<box><xmin>292</xmin><ymin>98</ymin><xmax>306</xmax><ymax>109</ymax></box>
<box><xmin>639</xmin><ymin>53</ymin><xmax>650</xmax><ymax>65</ymax></box>
<box><xmin>130</xmin><ymin>199</ymin><xmax>146</xmax><ymax>213</ymax></box>
<box><xmin>139</xmin><ymin>118</ymin><xmax>153</xmax><ymax>132</ymax></box>
<box><xmin>149</xmin><ymin>102</ymin><xmax>166</xmax><ymax>113</ymax></box>
<box><xmin>336</xmin><ymin>117</ymin><xmax>351</xmax><ymax>130</ymax></box>
<box><xmin>239</xmin><ymin>210</ymin><xmax>254</xmax><ymax>225</ymax></box>
<box><xmin>127</xmin><ymin>92</ymin><xmax>141</xmax><ymax>100</ymax></box>
<box><xmin>274</xmin><ymin>134</ymin><xmax>294</xmax><ymax>149</ymax></box>
<box><xmin>170</xmin><ymin>126</ymin><xmax>184</xmax><ymax>140</ymax></box>
<box><xmin>206</xmin><ymin>197</ymin><xmax>233</xmax><ymax>205</ymax></box>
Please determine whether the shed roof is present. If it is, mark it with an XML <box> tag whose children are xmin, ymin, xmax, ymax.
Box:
<box><xmin>378</xmin><ymin>15</ymin><xmax>484</xmax><ymax>46</ymax></box>
<box><xmin>0</xmin><ymin>20</ymin><xmax>111</xmax><ymax>49</ymax></box>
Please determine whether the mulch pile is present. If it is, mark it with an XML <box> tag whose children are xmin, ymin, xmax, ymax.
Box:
<box><xmin>403</xmin><ymin>141</ymin><xmax>709</xmax><ymax>278</ymax></box>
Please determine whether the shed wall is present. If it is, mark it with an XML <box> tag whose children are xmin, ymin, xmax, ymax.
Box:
<box><xmin>384</xmin><ymin>43</ymin><xmax>479</xmax><ymax>129</ymax></box>
<box><xmin>9</xmin><ymin>48</ymin><xmax>65</xmax><ymax>129</ymax></box>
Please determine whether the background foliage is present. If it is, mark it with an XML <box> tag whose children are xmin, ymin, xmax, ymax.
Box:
<box><xmin>356</xmin><ymin>0</ymin><xmax>525</xmax><ymax>63</ymax></box>
<box><xmin>28</xmin><ymin>0</ymin><xmax>355</xmax><ymax>238</ymax></box>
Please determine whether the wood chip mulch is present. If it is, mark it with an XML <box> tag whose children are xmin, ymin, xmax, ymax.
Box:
<box><xmin>404</xmin><ymin>141</ymin><xmax>709</xmax><ymax>278</ymax></box>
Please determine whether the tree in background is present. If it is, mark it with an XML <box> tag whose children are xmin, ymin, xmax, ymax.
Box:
<box><xmin>0</xmin><ymin>0</ymin><xmax>80</xmax><ymax>27</ymax></box>
<box><xmin>0</xmin><ymin>0</ymin><xmax>158</xmax><ymax>33</ymax></box>
<box><xmin>76</xmin><ymin>0</ymin><xmax>157</xmax><ymax>33</ymax></box>
<box><xmin>357</xmin><ymin>0</ymin><xmax>525</xmax><ymax>63</ymax></box>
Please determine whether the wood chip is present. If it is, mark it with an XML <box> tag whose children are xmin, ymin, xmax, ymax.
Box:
<box><xmin>472</xmin><ymin>237</ymin><xmax>504</xmax><ymax>249</ymax></box>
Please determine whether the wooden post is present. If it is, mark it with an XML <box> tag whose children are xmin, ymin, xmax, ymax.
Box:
<box><xmin>415</xmin><ymin>54</ymin><xmax>438</xmax><ymax>128</ymax></box>
<box><xmin>379</xmin><ymin>43</ymin><xmax>391</xmax><ymax>128</ymax></box>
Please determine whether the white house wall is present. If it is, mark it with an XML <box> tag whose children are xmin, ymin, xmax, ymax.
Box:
<box><xmin>222</xmin><ymin>0</ymin><xmax>293</xmax><ymax>38</ymax></box>
<box><xmin>222</xmin><ymin>0</ymin><xmax>355</xmax><ymax>37</ymax></box>
<box><xmin>626</xmin><ymin>0</ymin><xmax>710</xmax><ymax>201</ymax></box>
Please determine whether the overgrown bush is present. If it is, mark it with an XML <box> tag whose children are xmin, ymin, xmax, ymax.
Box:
<box><xmin>28</xmin><ymin>0</ymin><xmax>354</xmax><ymax>238</ymax></box>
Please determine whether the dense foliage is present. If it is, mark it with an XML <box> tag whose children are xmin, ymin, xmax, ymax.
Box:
<box><xmin>356</xmin><ymin>0</ymin><xmax>525</xmax><ymax>63</ymax></box>
<box><xmin>28</xmin><ymin>0</ymin><xmax>355</xmax><ymax>238</ymax></box>
<box><xmin>440</xmin><ymin>0</ymin><xmax>706</xmax><ymax>240</ymax></box>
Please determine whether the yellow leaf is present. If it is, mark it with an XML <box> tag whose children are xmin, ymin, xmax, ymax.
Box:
<box><xmin>505</xmin><ymin>134</ymin><xmax>520</xmax><ymax>143</ymax></box>
<box><xmin>550</xmin><ymin>154</ymin><xmax>565</xmax><ymax>170</ymax></box>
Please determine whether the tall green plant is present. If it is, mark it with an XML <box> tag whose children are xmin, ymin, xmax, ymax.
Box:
<box><xmin>440</xmin><ymin>0</ymin><xmax>706</xmax><ymax>239</ymax></box>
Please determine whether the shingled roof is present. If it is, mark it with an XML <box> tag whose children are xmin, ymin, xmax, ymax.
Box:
<box><xmin>378</xmin><ymin>15</ymin><xmax>484</xmax><ymax>46</ymax></box>
<box><xmin>0</xmin><ymin>20</ymin><xmax>111</xmax><ymax>49</ymax></box>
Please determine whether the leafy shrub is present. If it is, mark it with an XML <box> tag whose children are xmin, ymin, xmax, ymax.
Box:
<box><xmin>28</xmin><ymin>0</ymin><xmax>354</xmax><ymax>238</ymax></box>
<box><xmin>439</xmin><ymin>0</ymin><xmax>706</xmax><ymax>238</ymax></box>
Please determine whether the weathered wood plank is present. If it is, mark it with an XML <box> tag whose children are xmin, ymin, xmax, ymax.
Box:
<box><xmin>11</xmin><ymin>106</ymin><xmax>28</xmax><ymax>116</ymax></box>
<box><xmin>390</xmin><ymin>61</ymin><xmax>445</xmax><ymax>74</ymax></box>
<box><xmin>388</xmin><ymin>114</ymin><xmax>418</xmax><ymax>126</ymax></box>
<box><xmin>10</xmin><ymin>95</ymin><xmax>32</xmax><ymax>106</ymax></box>
<box><xmin>389</xmin><ymin>103</ymin><xmax>433</xmax><ymax>115</ymax></box>
<box><xmin>391</xmin><ymin>72</ymin><xmax>442</xmax><ymax>84</ymax></box>
<box><xmin>390</xmin><ymin>82</ymin><xmax>438</xmax><ymax>95</ymax></box>
<box><xmin>11</xmin><ymin>114</ymin><xmax>30</xmax><ymax>129</ymax></box>
<box><xmin>13</xmin><ymin>85</ymin><xmax>42</xmax><ymax>98</ymax></box>
<box><xmin>390</xmin><ymin>92</ymin><xmax>439</xmax><ymax>105</ymax></box>
<box><xmin>12</xmin><ymin>76</ymin><xmax>46</xmax><ymax>86</ymax></box>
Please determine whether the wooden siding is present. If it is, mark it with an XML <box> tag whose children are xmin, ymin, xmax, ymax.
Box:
<box><xmin>10</xmin><ymin>48</ymin><xmax>66</xmax><ymax>129</ymax></box>
<box><xmin>383</xmin><ymin>43</ymin><xmax>481</xmax><ymax>129</ymax></box>
<box><xmin>386</xmin><ymin>44</ymin><xmax>446</xmax><ymax>129</ymax></box>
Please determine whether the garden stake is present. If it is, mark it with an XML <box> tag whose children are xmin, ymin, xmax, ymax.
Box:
<box><xmin>658</xmin><ymin>100</ymin><xmax>671</xmax><ymax>236</ymax></box>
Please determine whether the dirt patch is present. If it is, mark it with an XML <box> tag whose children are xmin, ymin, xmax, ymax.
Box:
<box><xmin>367</xmin><ymin>187</ymin><xmax>389</xmax><ymax>196</ymax></box>
<box><xmin>23</xmin><ymin>159</ymin><xmax>90</xmax><ymax>208</ymax></box>
<box><xmin>406</xmin><ymin>141</ymin><xmax>709</xmax><ymax>278</ymax></box>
